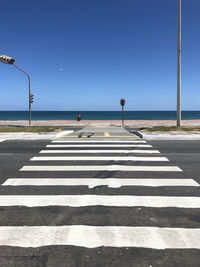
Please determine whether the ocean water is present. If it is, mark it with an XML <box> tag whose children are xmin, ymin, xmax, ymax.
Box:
<box><xmin>0</xmin><ymin>111</ymin><xmax>200</xmax><ymax>120</ymax></box>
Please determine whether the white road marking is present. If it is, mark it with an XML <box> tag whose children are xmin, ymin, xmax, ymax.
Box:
<box><xmin>40</xmin><ymin>150</ymin><xmax>160</xmax><ymax>154</ymax></box>
<box><xmin>0</xmin><ymin>195</ymin><xmax>199</xmax><ymax>208</ymax></box>
<box><xmin>52</xmin><ymin>140</ymin><xmax>147</xmax><ymax>143</ymax></box>
<box><xmin>56</xmin><ymin>130</ymin><xmax>74</xmax><ymax>138</ymax></box>
<box><xmin>0</xmin><ymin>139</ymin><xmax>6</xmax><ymax>143</ymax></box>
<box><xmin>46</xmin><ymin>144</ymin><xmax>152</xmax><ymax>148</ymax></box>
<box><xmin>30</xmin><ymin>156</ymin><xmax>169</xmax><ymax>162</ymax></box>
<box><xmin>2</xmin><ymin>178</ymin><xmax>199</xmax><ymax>188</ymax></box>
<box><xmin>20</xmin><ymin>165</ymin><xmax>182</xmax><ymax>172</ymax></box>
<box><xmin>0</xmin><ymin>225</ymin><xmax>200</xmax><ymax>249</ymax></box>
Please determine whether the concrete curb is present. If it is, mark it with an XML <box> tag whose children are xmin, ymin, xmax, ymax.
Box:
<box><xmin>123</xmin><ymin>127</ymin><xmax>143</xmax><ymax>139</ymax></box>
<box><xmin>138</xmin><ymin>131</ymin><xmax>200</xmax><ymax>140</ymax></box>
<box><xmin>0</xmin><ymin>130</ymin><xmax>74</xmax><ymax>140</ymax></box>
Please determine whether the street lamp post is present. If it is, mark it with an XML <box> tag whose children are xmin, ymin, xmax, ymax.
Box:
<box><xmin>177</xmin><ymin>0</ymin><xmax>181</xmax><ymax>127</ymax></box>
<box><xmin>0</xmin><ymin>55</ymin><xmax>33</xmax><ymax>126</ymax></box>
<box><xmin>13</xmin><ymin>63</ymin><xmax>32</xmax><ymax>125</ymax></box>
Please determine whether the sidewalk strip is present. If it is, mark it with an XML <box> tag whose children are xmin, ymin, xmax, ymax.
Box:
<box><xmin>0</xmin><ymin>195</ymin><xmax>199</xmax><ymax>208</ymax></box>
<box><xmin>20</xmin><ymin>165</ymin><xmax>182</xmax><ymax>172</ymax></box>
<box><xmin>0</xmin><ymin>225</ymin><xmax>200</xmax><ymax>249</ymax></box>
<box><xmin>2</xmin><ymin>178</ymin><xmax>198</xmax><ymax>187</ymax></box>
<box><xmin>30</xmin><ymin>156</ymin><xmax>169</xmax><ymax>162</ymax></box>
<box><xmin>39</xmin><ymin>150</ymin><xmax>160</xmax><ymax>154</ymax></box>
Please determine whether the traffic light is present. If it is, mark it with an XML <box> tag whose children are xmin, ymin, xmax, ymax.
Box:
<box><xmin>0</xmin><ymin>55</ymin><xmax>15</xmax><ymax>64</ymax></box>
<box><xmin>120</xmin><ymin>98</ymin><xmax>126</xmax><ymax>107</ymax></box>
<box><xmin>30</xmin><ymin>94</ymin><xmax>34</xmax><ymax>104</ymax></box>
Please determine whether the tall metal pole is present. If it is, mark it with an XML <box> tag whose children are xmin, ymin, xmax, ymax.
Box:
<box><xmin>122</xmin><ymin>106</ymin><xmax>124</xmax><ymax>126</ymax></box>
<box><xmin>177</xmin><ymin>0</ymin><xmax>181</xmax><ymax>127</ymax></box>
<box><xmin>13</xmin><ymin>63</ymin><xmax>31</xmax><ymax>126</ymax></box>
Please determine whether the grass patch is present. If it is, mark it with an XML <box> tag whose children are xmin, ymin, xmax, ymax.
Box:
<box><xmin>0</xmin><ymin>127</ymin><xmax>64</xmax><ymax>133</ymax></box>
<box><xmin>139</xmin><ymin>126</ymin><xmax>200</xmax><ymax>132</ymax></box>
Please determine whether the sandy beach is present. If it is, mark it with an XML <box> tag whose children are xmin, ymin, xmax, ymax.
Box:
<box><xmin>1</xmin><ymin>120</ymin><xmax>200</xmax><ymax>127</ymax></box>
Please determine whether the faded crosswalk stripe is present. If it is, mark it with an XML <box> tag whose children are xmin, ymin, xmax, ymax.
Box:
<box><xmin>2</xmin><ymin>178</ymin><xmax>199</xmax><ymax>187</ymax></box>
<box><xmin>46</xmin><ymin>144</ymin><xmax>152</xmax><ymax>148</ymax></box>
<box><xmin>30</xmin><ymin>156</ymin><xmax>169</xmax><ymax>162</ymax></box>
<box><xmin>0</xmin><ymin>195</ymin><xmax>199</xmax><ymax>208</ymax></box>
<box><xmin>0</xmin><ymin>225</ymin><xmax>200</xmax><ymax>249</ymax></box>
<box><xmin>20</xmin><ymin>165</ymin><xmax>182</xmax><ymax>172</ymax></box>
<box><xmin>40</xmin><ymin>150</ymin><xmax>160</xmax><ymax>154</ymax></box>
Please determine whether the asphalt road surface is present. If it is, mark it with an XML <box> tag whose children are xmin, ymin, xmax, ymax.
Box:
<box><xmin>0</xmin><ymin>127</ymin><xmax>200</xmax><ymax>267</ymax></box>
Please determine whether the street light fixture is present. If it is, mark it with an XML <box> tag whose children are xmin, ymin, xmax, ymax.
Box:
<box><xmin>0</xmin><ymin>55</ymin><xmax>33</xmax><ymax>126</ymax></box>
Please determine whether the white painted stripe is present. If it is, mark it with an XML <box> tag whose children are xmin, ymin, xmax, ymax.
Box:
<box><xmin>0</xmin><ymin>139</ymin><xmax>6</xmax><ymax>143</ymax></box>
<box><xmin>0</xmin><ymin>225</ymin><xmax>200</xmax><ymax>249</ymax></box>
<box><xmin>52</xmin><ymin>140</ymin><xmax>147</xmax><ymax>143</ymax></box>
<box><xmin>47</xmin><ymin>144</ymin><xmax>152</xmax><ymax>148</ymax></box>
<box><xmin>40</xmin><ymin>150</ymin><xmax>160</xmax><ymax>154</ymax></box>
<box><xmin>0</xmin><ymin>195</ymin><xmax>199</xmax><ymax>208</ymax></box>
<box><xmin>20</xmin><ymin>165</ymin><xmax>182</xmax><ymax>172</ymax></box>
<box><xmin>2</xmin><ymin>178</ymin><xmax>199</xmax><ymax>188</ymax></box>
<box><xmin>30</xmin><ymin>156</ymin><xmax>169</xmax><ymax>162</ymax></box>
<box><xmin>56</xmin><ymin>130</ymin><xmax>73</xmax><ymax>138</ymax></box>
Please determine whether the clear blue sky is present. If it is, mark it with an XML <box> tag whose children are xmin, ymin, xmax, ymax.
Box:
<box><xmin>0</xmin><ymin>0</ymin><xmax>200</xmax><ymax>111</ymax></box>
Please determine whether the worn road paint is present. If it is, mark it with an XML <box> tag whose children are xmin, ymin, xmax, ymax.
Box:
<box><xmin>2</xmin><ymin>178</ymin><xmax>199</xmax><ymax>188</ymax></box>
<box><xmin>20</xmin><ymin>165</ymin><xmax>182</xmax><ymax>172</ymax></box>
<box><xmin>39</xmin><ymin>150</ymin><xmax>160</xmax><ymax>154</ymax></box>
<box><xmin>104</xmin><ymin>132</ymin><xmax>110</xmax><ymax>137</ymax></box>
<box><xmin>46</xmin><ymin>144</ymin><xmax>152</xmax><ymax>148</ymax></box>
<box><xmin>0</xmin><ymin>195</ymin><xmax>198</xmax><ymax>208</ymax></box>
<box><xmin>30</xmin><ymin>156</ymin><xmax>169</xmax><ymax>162</ymax></box>
<box><xmin>0</xmin><ymin>225</ymin><xmax>200</xmax><ymax>248</ymax></box>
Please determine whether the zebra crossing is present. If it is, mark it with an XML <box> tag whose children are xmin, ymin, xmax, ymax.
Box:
<box><xmin>0</xmin><ymin>138</ymin><xmax>200</xmax><ymax>250</ymax></box>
